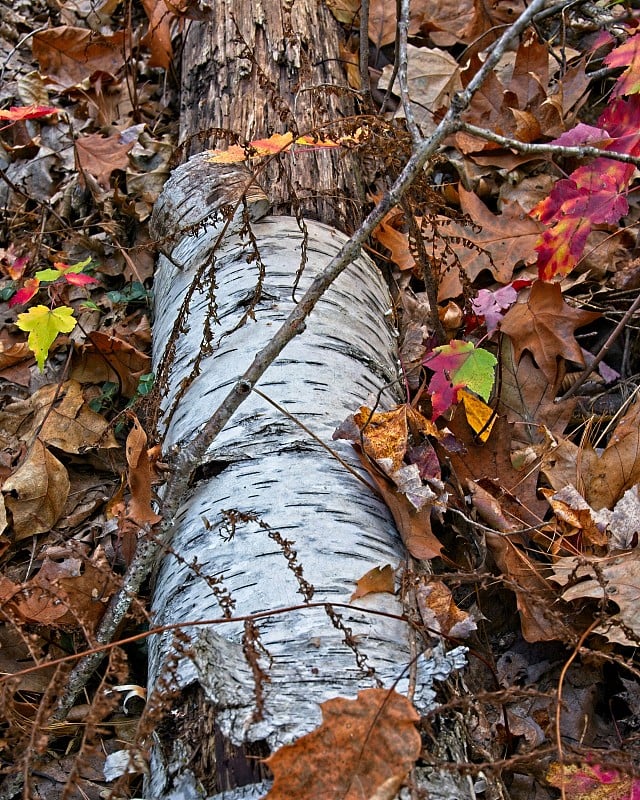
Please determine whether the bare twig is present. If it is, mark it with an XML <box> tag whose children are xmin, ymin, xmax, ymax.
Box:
<box><xmin>458</xmin><ymin>121</ymin><xmax>640</xmax><ymax>169</ymax></box>
<box><xmin>359</xmin><ymin>0</ymin><xmax>372</xmax><ymax>107</ymax></box>
<box><xmin>559</xmin><ymin>291</ymin><xmax>640</xmax><ymax>401</ymax></box>
<box><xmin>379</xmin><ymin>0</ymin><xmax>401</xmax><ymax>115</ymax></box>
<box><xmin>398</xmin><ymin>0</ymin><xmax>421</xmax><ymax>144</ymax></box>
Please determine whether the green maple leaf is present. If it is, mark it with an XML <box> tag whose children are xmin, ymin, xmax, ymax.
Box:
<box><xmin>424</xmin><ymin>340</ymin><xmax>497</xmax><ymax>419</ymax></box>
<box><xmin>16</xmin><ymin>305</ymin><xmax>77</xmax><ymax>370</ymax></box>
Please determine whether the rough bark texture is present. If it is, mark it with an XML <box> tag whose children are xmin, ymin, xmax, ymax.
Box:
<box><xmin>148</xmin><ymin>157</ymin><xmax>469</xmax><ymax>799</ymax></box>
<box><xmin>179</xmin><ymin>0</ymin><xmax>364</xmax><ymax>232</ymax></box>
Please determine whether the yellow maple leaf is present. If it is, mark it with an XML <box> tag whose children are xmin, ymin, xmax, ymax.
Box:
<box><xmin>460</xmin><ymin>389</ymin><xmax>496</xmax><ymax>442</ymax></box>
<box><xmin>205</xmin><ymin>132</ymin><xmax>340</xmax><ymax>164</ymax></box>
<box><xmin>16</xmin><ymin>305</ymin><xmax>76</xmax><ymax>370</ymax></box>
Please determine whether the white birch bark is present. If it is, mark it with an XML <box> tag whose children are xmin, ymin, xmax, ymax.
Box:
<box><xmin>147</xmin><ymin>156</ymin><xmax>468</xmax><ymax>799</ymax></box>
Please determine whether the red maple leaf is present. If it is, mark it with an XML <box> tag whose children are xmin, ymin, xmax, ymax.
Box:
<box><xmin>605</xmin><ymin>31</ymin><xmax>640</xmax><ymax>97</ymax></box>
<box><xmin>532</xmin><ymin>95</ymin><xmax>640</xmax><ymax>280</ymax></box>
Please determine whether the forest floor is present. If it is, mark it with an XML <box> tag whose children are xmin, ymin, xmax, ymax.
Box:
<box><xmin>0</xmin><ymin>0</ymin><xmax>639</xmax><ymax>798</ymax></box>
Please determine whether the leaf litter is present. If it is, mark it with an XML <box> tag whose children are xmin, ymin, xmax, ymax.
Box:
<box><xmin>0</xmin><ymin>0</ymin><xmax>640</xmax><ymax>797</ymax></box>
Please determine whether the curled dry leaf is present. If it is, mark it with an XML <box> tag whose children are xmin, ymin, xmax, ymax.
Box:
<box><xmin>417</xmin><ymin>579</ymin><xmax>477</xmax><ymax>638</ymax></box>
<box><xmin>551</xmin><ymin>551</ymin><xmax>640</xmax><ymax>647</ymax></box>
<box><xmin>126</xmin><ymin>415</ymin><xmax>162</xmax><ymax>526</ymax></box>
<box><xmin>264</xmin><ymin>689</ymin><xmax>421</xmax><ymax>800</ymax></box>
<box><xmin>542</xmin><ymin>396</ymin><xmax>640</xmax><ymax>511</ymax></box>
<box><xmin>72</xmin><ymin>331</ymin><xmax>151</xmax><ymax>397</ymax></box>
<box><xmin>335</xmin><ymin>405</ymin><xmax>445</xmax><ymax>559</ymax></box>
<box><xmin>2</xmin><ymin>440</ymin><xmax>70</xmax><ymax>539</ymax></box>
<box><xmin>351</xmin><ymin>564</ymin><xmax>395</xmax><ymax>601</ymax></box>
<box><xmin>485</xmin><ymin>531</ymin><xmax>570</xmax><ymax>643</ymax></box>
<box><xmin>0</xmin><ymin>546</ymin><xmax>119</xmax><ymax>632</ymax></box>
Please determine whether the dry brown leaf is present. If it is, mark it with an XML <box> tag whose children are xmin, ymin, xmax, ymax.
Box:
<box><xmin>72</xmin><ymin>331</ymin><xmax>151</xmax><ymax>397</ymax></box>
<box><xmin>0</xmin><ymin>380</ymin><xmax>117</xmax><ymax>454</ymax></box>
<box><xmin>5</xmin><ymin>547</ymin><xmax>119</xmax><ymax>631</ymax></box>
<box><xmin>2</xmin><ymin>440</ymin><xmax>70</xmax><ymax>539</ymax></box>
<box><xmin>326</xmin><ymin>0</ymin><xmax>359</xmax><ymax>25</ymax></box>
<box><xmin>444</xmin><ymin>409</ymin><xmax>548</xmax><ymax>527</ymax></box>
<box><xmin>418</xmin><ymin>0</ymin><xmax>475</xmax><ymax>47</ymax></box>
<box><xmin>379</xmin><ymin>45</ymin><xmax>462</xmax><ymax>135</ymax></box>
<box><xmin>463</xmin><ymin>0</ymin><xmax>526</xmax><ymax>49</ymax></box>
<box><xmin>126</xmin><ymin>415</ymin><xmax>162</xmax><ymax>526</ymax></box>
<box><xmin>540</xmin><ymin>485</ymin><xmax>609</xmax><ymax>552</ymax></box>
<box><xmin>0</xmin><ymin>624</ymin><xmax>56</xmax><ymax>693</ymax></box>
<box><xmin>499</xmin><ymin>343</ymin><xmax>576</xmax><ymax>451</ymax></box>
<box><xmin>552</xmin><ymin>552</ymin><xmax>640</xmax><ymax>647</ymax></box>
<box><xmin>542</xmin><ymin>397</ymin><xmax>640</xmax><ymax>512</ymax></box>
<box><xmin>500</xmin><ymin>281</ymin><xmax>600</xmax><ymax>384</ymax></box>
<box><xmin>358</xmin><ymin>455</ymin><xmax>443</xmax><ymax>560</ymax></box>
<box><xmin>580</xmin><ymin>397</ymin><xmax>640</xmax><ymax>511</ymax></box>
<box><xmin>485</xmin><ymin>531</ymin><xmax>570</xmax><ymax>642</ymax></box>
<box><xmin>0</xmin><ymin>341</ymin><xmax>34</xmax><ymax>385</ymax></box>
<box><xmin>351</xmin><ymin>565</ymin><xmax>395</xmax><ymax>601</ymax></box>
<box><xmin>75</xmin><ymin>132</ymin><xmax>134</xmax><ymax>189</ymax></box>
<box><xmin>417</xmin><ymin>579</ymin><xmax>477</xmax><ymax>638</ymax></box>
<box><xmin>33</xmin><ymin>27</ymin><xmax>125</xmax><ymax>88</ymax></box>
<box><xmin>264</xmin><ymin>689</ymin><xmax>421</xmax><ymax>800</ymax></box>
<box><xmin>436</xmin><ymin>187</ymin><xmax>543</xmax><ymax>300</ymax></box>
<box><xmin>140</xmin><ymin>0</ymin><xmax>176</xmax><ymax>69</ymax></box>
<box><xmin>467</xmin><ymin>480</ymin><xmax>520</xmax><ymax>533</ymax></box>
<box><xmin>351</xmin><ymin>405</ymin><xmax>440</xmax><ymax>473</ymax></box>
<box><xmin>368</xmin><ymin>1</ymin><xmax>422</xmax><ymax>47</ymax></box>
<box><xmin>373</xmin><ymin>220</ymin><xmax>416</xmax><ymax>272</ymax></box>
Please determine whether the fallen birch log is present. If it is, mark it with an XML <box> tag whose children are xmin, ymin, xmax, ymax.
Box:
<box><xmin>147</xmin><ymin>156</ymin><xmax>470</xmax><ymax>799</ymax></box>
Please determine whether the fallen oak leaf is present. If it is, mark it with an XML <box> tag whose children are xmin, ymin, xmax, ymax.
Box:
<box><xmin>264</xmin><ymin>689</ymin><xmax>421</xmax><ymax>800</ymax></box>
<box><xmin>499</xmin><ymin>281</ymin><xmax>599</xmax><ymax>384</ymax></box>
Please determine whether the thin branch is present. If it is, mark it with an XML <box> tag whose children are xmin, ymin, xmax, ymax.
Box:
<box><xmin>558</xmin><ymin>291</ymin><xmax>640</xmax><ymax>401</ymax></box>
<box><xmin>359</xmin><ymin>0</ymin><xmax>372</xmax><ymax>107</ymax></box>
<box><xmin>397</xmin><ymin>0</ymin><xmax>421</xmax><ymax>144</ymax></box>
<box><xmin>458</xmin><ymin>121</ymin><xmax>640</xmax><ymax>169</ymax></box>
<box><xmin>379</xmin><ymin>0</ymin><xmax>401</xmax><ymax>114</ymax></box>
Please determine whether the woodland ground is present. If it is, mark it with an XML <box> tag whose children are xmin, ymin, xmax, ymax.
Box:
<box><xmin>0</xmin><ymin>0</ymin><xmax>639</xmax><ymax>798</ymax></box>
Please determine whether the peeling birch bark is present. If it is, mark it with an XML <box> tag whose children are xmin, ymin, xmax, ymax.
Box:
<box><xmin>147</xmin><ymin>157</ymin><xmax>469</xmax><ymax>799</ymax></box>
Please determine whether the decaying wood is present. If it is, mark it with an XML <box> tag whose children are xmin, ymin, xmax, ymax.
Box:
<box><xmin>179</xmin><ymin>0</ymin><xmax>364</xmax><ymax>231</ymax></box>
